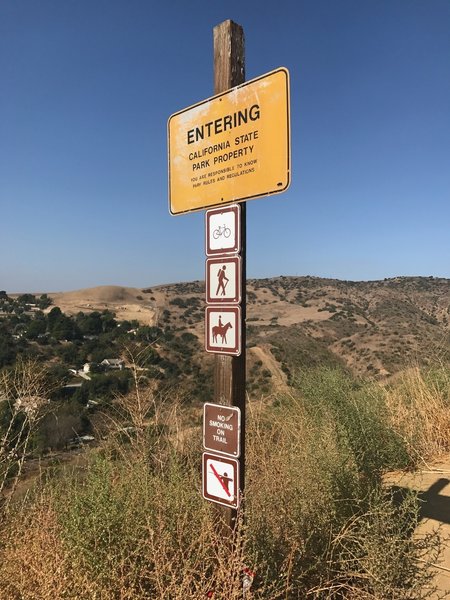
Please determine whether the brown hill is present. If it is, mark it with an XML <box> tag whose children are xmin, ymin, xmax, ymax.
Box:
<box><xmin>49</xmin><ymin>285</ymin><xmax>156</xmax><ymax>325</ymax></box>
<box><xmin>48</xmin><ymin>276</ymin><xmax>449</xmax><ymax>385</ymax></box>
<box><xmin>142</xmin><ymin>276</ymin><xmax>450</xmax><ymax>381</ymax></box>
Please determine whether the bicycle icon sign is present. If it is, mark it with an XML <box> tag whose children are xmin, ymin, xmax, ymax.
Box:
<box><xmin>213</xmin><ymin>224</ymin><xmax>231</xmax><ymax>240</ymax></box>
<box><xmin>206</xmin><ymin>204</ymin><xmax>241</xmax><ymax>256</ymax></box>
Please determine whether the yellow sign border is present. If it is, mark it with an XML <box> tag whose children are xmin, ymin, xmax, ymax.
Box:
<box><xmin>168</xmin><ymin>67</ymin><xmax>290</xmax><ymax>215</ymax></box>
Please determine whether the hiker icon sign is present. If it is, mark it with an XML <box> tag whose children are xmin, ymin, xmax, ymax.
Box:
<box><xmin>205</xmin><ymin>306</ymin><xmax>241</xmax><ymax>356</ymax></box>
<box><xmin>202</xmin><ymin>452</ymin><xmax>240</xmax><ymax>509</ymax></box>
<box><xmin>206</xmin><ymin>256</ymin><xmax>241</xmax><ymax>304</ymax></box>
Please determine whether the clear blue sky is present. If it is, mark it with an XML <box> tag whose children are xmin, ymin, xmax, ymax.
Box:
<box><xmin>1</xmin><ymin>0</ymin><xmax>449</xmax><ymax>292</ymax></box>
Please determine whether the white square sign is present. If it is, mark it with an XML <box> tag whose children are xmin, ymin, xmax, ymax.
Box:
<box><xmin>205</xmin><ymin>306</ymin><xmax>241</xmax><ymax>355</ymax></box>
<box><xmin>202</xmin><ymin>452</ymin><xmax>239</xmax><ymax>509</ymax></box>
<box><xmin>206</xmin><ymin>256</ymin><xmax>241</xmax><ymax>304</ymax></box>
<box><xmin>205</xmin><ymin>204</ymin><xmax>240</xmax><ymax>256</ymax></box>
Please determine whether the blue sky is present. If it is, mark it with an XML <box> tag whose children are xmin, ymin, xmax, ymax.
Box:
<box><xmin>1</xmin><ymin>0</ymin><xmax>449</xmax><ymax>292</ymax></box>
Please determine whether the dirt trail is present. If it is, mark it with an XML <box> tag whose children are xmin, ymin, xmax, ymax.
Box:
<box><xmin>385</xmin><ymin>456</ymin><xmax>450</xmax><ymax>598</ymax></box>
<box><xmin>250</xmin><ymin>344</ymin><xmax>290</xmax><ymax>394</ymax></box>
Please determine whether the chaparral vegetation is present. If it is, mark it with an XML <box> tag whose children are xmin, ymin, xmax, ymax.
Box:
<box><xmin>0</xmin><ymin>277</ymin><xmax>449</xmax><ymax>598</ymax></box>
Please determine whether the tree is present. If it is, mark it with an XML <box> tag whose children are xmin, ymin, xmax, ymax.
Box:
<box><xmin>17</xmin><ymin>294</ymin><xmax>36</xmax><ymax>305</ymax></box>
<box><xmin>48</xmin><ymin>308</ymin><xmax>81</xmax><ymax>341</ymax></box>
<box><xmin>0</xmin><ymin>358</ymin><xmax>51</xmax><ymax>505</ymax></box>
<box><xmin>47</xmin><ymin>364</ymin><xmax>71</xmax><ymax>390</ymax></box>
<box><xmin>76</xmin><ymin>311</ymin><xmax>103</xmax><ymax>336</ymax></box>
<box><xmin>100</xmin><ymin>310</ymin><xmax>117</xmax><ymax>333</ymax></box>
<box><xmin>38</xmin><ymin>294</ymin><xmax>52</xmax><ymax>309</ymax></box>
<box><xmin>25</xmin><ymin>318</ymin><xmax>47</xmax><ymax>340</ymax></box>
<box><xmin>33</xmin><ymin>400</ymin><xmax>87</xmax><ymax>451</ymax></box>
<box><xmin>136</xmin><ymin>326</ymin><xmax>162</xmax><ymax>343</ymax></box>
<box><xmin>56</xmin><ymin>343</ymin><xmax>81</xmax><ymax>365</ymax></box>
<box><xmin>47</xmin><ymin>306</ymin><xmax>63</xmax><ymax>332</ymax></box>
<box><xmin>0</xmin><ymin>326</ymin><xmax>16</xmax><ymax>368</ymax></box>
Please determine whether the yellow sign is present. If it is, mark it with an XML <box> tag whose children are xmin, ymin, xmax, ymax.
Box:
<box><xmin>168</xmin><ymin>67</ymin><xmax>290</xmax><ymax>215</ymax></box>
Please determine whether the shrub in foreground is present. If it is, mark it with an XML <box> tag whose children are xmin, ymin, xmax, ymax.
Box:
<box><xmin>0</xmin><ymin>367</ymin><xmax>443</xmax><ymax>598</ymax></box>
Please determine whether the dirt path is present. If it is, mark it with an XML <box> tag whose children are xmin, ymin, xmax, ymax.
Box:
<box><xmin>385</xmin><ymin>456</ymin><xmax>450</xmax><ymax>598</ymax></box>
<box><xmin>250</xmin><ymin>344</ymin><xmax>290</xmax><ymax>394</ymax></box>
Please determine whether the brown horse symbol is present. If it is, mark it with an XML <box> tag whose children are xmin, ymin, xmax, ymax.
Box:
<box><xmin>212</xmin><ymin>321</ymin><xmax>233</xmax><ymax>344</ymax></box>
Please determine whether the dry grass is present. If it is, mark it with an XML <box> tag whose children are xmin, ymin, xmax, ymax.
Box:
<box><xmin>0</xmin><ymin>365</ymin><xmax>447</xmax><ymax>598</ymax></box>
<box><xmin>0</xmin><ymin>495</ymin><xmax>76</xmax><ymax>600</ymax></box>
<box><xmin>0</xmin><ymin>358</ymin><xmax>53</xmax><ymax>506</ymax></box>
<box><xmin>383</xmin><ymin>366</ymin><xmax>450</xmax><ymax>466</ymax></box>
<box><xmin>0</xmin><ymin>460</ymin><xmax>276</xmax><ymax>599</ymax></box>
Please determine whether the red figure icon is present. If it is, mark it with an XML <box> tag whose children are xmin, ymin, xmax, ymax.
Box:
<box><xmin>210</xmin><ymin>462</ymin><xmax>233</xmax><ymax>497</ymax></box>
<box><xmin>212</xmin><ymin>319</ymin><xmax>233</xmax><ymax>344</ymax></box>
<box><xmin>216</xmin><ymin>265</ymin><xmax>229</xmax><ymax>296</ymax></box>
<box><xmin>219</xmin><ymin>471</ymin><xmax>233</xmax><ymax>495</ymax></box>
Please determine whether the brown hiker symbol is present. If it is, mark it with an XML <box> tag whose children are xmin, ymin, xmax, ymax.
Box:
<box><xmin>212</xmin><ymin>315</ymin><xmax>233</xmax><ymax>344</ymax></box>
<box><xmin>216</xmin><ymin>265</ymin><xmax>229</xmax><ymax>296</ymax></box>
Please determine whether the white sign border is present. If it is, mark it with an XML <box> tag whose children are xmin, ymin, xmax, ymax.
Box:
<box><xmin>205</xmin><ymin>305</ymin><xmax>242</xmax><ymax>356</ymax></box>
<box><xmin>205</xmin><ymin>255</ymin><xmax>242</xmax><ymax>304</ymax></box>
<box><xmin>205</xmin><ymin>204</ymin><xmax>241</xmax><ymax>256</ymax></box>
<box><xmin>202</xmin><ymin>452</ymin><xmax>240</xmax><ymax>509</ymax></box>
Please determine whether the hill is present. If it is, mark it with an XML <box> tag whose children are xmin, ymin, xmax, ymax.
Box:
<box><xmin>49</xmin><ymin>276</ymin><xmax>449</xmax><ymax>388</ymax></box>
<box><xmin>49</xmin><ymin>285</ymin><xmax>156</xmax><ymax>325</ymax></box>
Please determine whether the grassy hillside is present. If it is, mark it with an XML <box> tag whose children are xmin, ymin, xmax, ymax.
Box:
<box><xmin>141</xmin><ymin>276</ymin><xmax>449</xmax><ymax>390</ymax></box>
<box><xmin>0</xmin><ymin>364</ymin><xmax>449</xmax><ymax>598</ymax></box>
<box><xmin>1</xmin><ymin>277</ymin><xmax>449</xmax><ymax>597</ymax></box>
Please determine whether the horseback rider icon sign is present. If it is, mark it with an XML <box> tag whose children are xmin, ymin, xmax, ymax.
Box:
<box><xmin>205</xmin><ymin>306</ymin><xmax>241</xmax><ymax>356</ymax></box>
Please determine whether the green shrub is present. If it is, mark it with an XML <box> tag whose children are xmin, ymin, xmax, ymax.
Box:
<box><xmin>245</xmin><ymin>384</ymin><xmax>438</xmax><ymax>597</ymax></box>
<box><xmin>292</xmin><ymin>367</ymin><xmax>410</xmax><ymax>480</ymax></box>
<box><xmin>0</xmin><ymin>367</ymin><xmax>442</xmax><ymax>599</ymax></box>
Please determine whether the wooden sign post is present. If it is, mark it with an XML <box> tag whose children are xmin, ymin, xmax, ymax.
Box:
<box><xmin>213</xmin><ymin>19</ymin><xmax>246</xmax><ymax>530</ymax></box>
<box><xmin>168</xmin><ymin>17</ymin><xmax>290</xmax><ymax>542</ymax></box>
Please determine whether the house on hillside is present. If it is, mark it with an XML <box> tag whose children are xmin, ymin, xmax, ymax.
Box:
<box><xmin>101</xmin><ymin>358</ymin><xmax>125</xmax><ymax>370</ymax></box>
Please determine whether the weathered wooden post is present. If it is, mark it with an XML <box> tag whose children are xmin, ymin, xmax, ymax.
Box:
<box><xmin>168</xmin><ymin>15</ymin><xmax>290</xmax><ymax>562</ymax></box>
<box><xmin>213</xmin><ymin>19</ymin><xmax>247</xmax><ymax>529</ymax></box>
